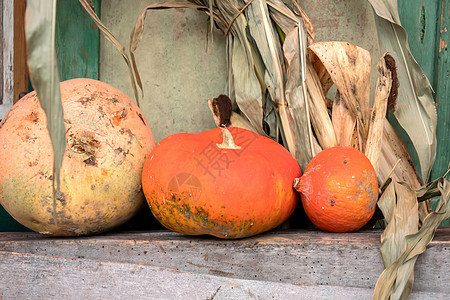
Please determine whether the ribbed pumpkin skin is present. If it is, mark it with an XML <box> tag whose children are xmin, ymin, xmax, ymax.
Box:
<box><xmin>296</xmin><ymin>146</ymin><xmax>378</xmax><ymax>233</ymax></box>
<box><xmin>142</xmin><ymin>127</ymin><xmax>301</xmax><ymax>239</ymax></box>
<box><xmin>0</xmin><ymin>78</ymin><xmax>156</xmax><ymax>236</ymax></box>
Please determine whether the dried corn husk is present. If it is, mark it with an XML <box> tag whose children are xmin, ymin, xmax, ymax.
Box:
<box><xmin>308</xmin><ymin>42</ymin><xmax>372</xmax><ymax>149</ymax></box>
<box><xmin>379</xmin><ymin>120</ymin><xmax>422</xmax><ymax>188</ymax></box>
<box><xmin>365</xmin><ymin>53</ymin><xmax>393</xmax><ymax>174</ymax></box>
<box><xmin>25</xmin><ymin>0</ymin><xmax>65</xmax><ymax>223</ymax></box>
<box><xmin>332</xmin><ymin>90</ymin><xmax>356</xmax><ymax>147</ymax></box>
<box><xmin>374</xmin><ymin>177</ymin><xmax>449</xmax><ymax>299</ymax></box>
<box><xmin>376</xmin><ymin>180</ymin><xmax>419</xmax><ymax>299</ymax></box>
<box><xmin>368</xmin><ymin>0</ymin><xmax>437</xmax><ymax>182</ymax></box>
<box><xmin>305</xmin><ymin>61</ymin><xmax>337</xmax><ymax>149</ymax></box>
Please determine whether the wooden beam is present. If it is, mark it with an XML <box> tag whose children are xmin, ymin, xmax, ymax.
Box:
<box><xmin>0</xmin><ymin>250</ymin><xmax>446</xmax><ymax>299</ymax></box>
<box><xmin>0</xmin><ymin>229</ymin><xmax>448</xmax><ymax>298</ymax></box>
<box><xmin>1</xmin><ymin>0</ymin><xmax>14</xmax><ymax>119</ymax></box>
<box><xmin>431</xmin><ymin>0</ymin><xmax>449</xmax><ymax>183</ymax></box>
<box><xmin>13</xmin><ymin>0</ymin><xmax>28</xmax><ymax>104</ymax></box>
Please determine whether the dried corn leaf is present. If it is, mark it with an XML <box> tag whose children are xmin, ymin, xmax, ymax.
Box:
<box><xmin>305</xmin><ymin>62</ymin><xmax>338</xmax><ymax>149</ymax></box>
<box><xmin>231</xmin><ymin>36</ymin><xmax>265</xmax><ymax>135</ymax></box>
<box><xmin>379</xmin><ymin>120</ymin><xmax>422</xmax><ymax>188</ymax></box>
<box><xmin>79</xmin><ymin>0</ymin><xmax>140</xmax><ymax>105</ymax></box>
<box><xmin>282</xmin><ymin>24</ymin><xmax>315</xmax><ymax>168</ymax></box>
<box><xmin>379</xmin><ymin>118</ymin><xmax>431</xmax><ymax>225</ymax></box>
<box><xmin>332</xmin><ymin>90</ymin><xmax>355</xmax><ymax>147</ymax></box>
<box><xmin>216</xmin><ymin>0</ymin><xmax>266</xmax><ymax>135</ymax></box>
<box><xmin>309</xmin><ymin>52</ymin><xmax>334</xmax><ymax>101</ymax></box>
<box><xmin>308</xmin><ymin>42</ymin><xmax>372</xmax><ymax>147</ymax></box>
<box><xmin>365</xmin><ymin>53</ymin><xmax>392</xmax><ymax>174</ymax></box>
<box><xmin>245</xmin><ymin>0</ymin><xmax>296</xmax><ymax>151</ymax></box>
<box><xmin>368</xmin><ymin>0</ymin><xmax>437</xmax><ymax>182</ymax></box>
<box><xmin>266</xmin><ymin>0</ymin><xmax>314</xmax><ymax>45</ymax></box>
<box><xmin>25</xmin><ymin>0</ymin><xmax>65</xmax><ymax>224</ymax></box>
<box><xmin>376</xmin><ymin>180</ymin><xmax>418</xmax><ymax>299</ymax></box>
<box><xmin>374</xmin><ymin>178</ymin><xmax>449</xmax><ymax>299</ymax></box>
<box><xmin>264</xmin><ymin>1</ymin><xmax>314</xmax><ymax>169</ymax></box>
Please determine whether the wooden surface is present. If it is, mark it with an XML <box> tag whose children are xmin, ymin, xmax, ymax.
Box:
<box><xmin>0</xmin><ymin>229</ymin><xmax>448</xmax><ymax>299</ymax></box>
<box><xmin>431</xmin><ymin>0</ymin><xmax>450</xmax><ymax>186</ymax></box>
<box><xmin>13</xmin><ymin>0</ymin><xmax>28</xmax><ymax>104</ymax></box>
<box><xmin>0</xmin><ymin>0</ymin><xmax>13</xmax><ymax>118</ymax></box>
<box><xmin>398</xmin><ymin>0</ymin><xmax>449</xmax><ymax>226</ymax></box>
<box><xmin>398</xmin><ymin>0</ymin><xmax>449</xmax><ymax>184</ymax></box>
<box><xmin>55</xmin><ymin>0</ymin><xmax>100</xmax><ymax>81</ymax></box>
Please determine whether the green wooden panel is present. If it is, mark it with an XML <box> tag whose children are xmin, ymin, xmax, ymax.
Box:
<box><xmin>399</xmin><ymin>0</ymin><xmax>439</xmax><ymax>90</ymax></box>
<box><xmin>0</xmin><ymin>0</ymin><xmax>100</xmax><ymax>232</ymax></box>
<box><xmin>399</xmin><ymin>0</ymin><xmax>449</xmax><ymax>226</ymax></box>
<box><xmin>56</xmin><ymin>0</ymin><xmax>100</xmax><ymax>80</ymax></box>
<box><xmin>432</xmin><ymin>0</ymin><xmax>449</xmax><ymax>225</ymax></box>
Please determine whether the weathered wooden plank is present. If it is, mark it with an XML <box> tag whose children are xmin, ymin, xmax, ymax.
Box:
<box><xmin>55</xmin><ymin>0</ymin><xmax>100</xmax><ymax>81</ymax></box>
<box><xmin>13</xmin><ymin>0</ymin><xmax>28</xmax><ymax>103</ymax></box>
<box><xmin>0</xmin><ymin>250</ymin><xmax>447</xmax><ymax>300</ymax></box>
<box><xmin>0</xmin><ymin>229</ymin><xmax>448</xmax><ymax>296</ymax></box>
<box><xmin>398</xmin><ymin>0</ymin><xmax>449</xmax><ymax>197</ymax></box>
<box><xmin>0</xmin><ymin>0</ymin><xmax>14</xmax><ymax>118</ymax></box>
<box><xmin>430</xmin><ymin>0</ymin><xmax>450</xmax><ymax>188</ymax></box>
<box><xmin>398</xmin><ymin>0</ymin><xmax>439</xmax><ymax>90</ymax></box>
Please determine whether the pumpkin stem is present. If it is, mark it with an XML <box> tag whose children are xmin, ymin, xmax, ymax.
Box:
<box><xmin>216</xmin><ymin>127</ymin><xmax>241</xmax><ymax>150</ymax></box>
<box><xmin>293</xmin><ymin>178</ymin><xmax>302</xmax><ymax>191</ymax></box>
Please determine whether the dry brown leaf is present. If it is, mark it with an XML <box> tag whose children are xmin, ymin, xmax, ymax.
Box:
<box><xmin>379</xmin><ymin>120</ymin><xmax>422</xmax><ymax>188</ymax></box>
<box><xmin>308</xmin><ymin>42</ymin><xmax>372</xmax><ymax>148</ymax></box>
<box><xmin>376</xmin><ymin>180</ymin><xmax>419</xmax><ymax>299</ymax></box>
<box><xmin>332</xmin><ymin>90</ymin><xmax>355</xmax><ymax>147</ymax></box>
<box><xmin>305</xmin><ymin>61</ymin><xmax>337</xmax><ymax>149</ymax></box>
<box><xmin>365</xmin><ymin>53</ymin><xmax>392</xmax><ymax>174</ymax></box>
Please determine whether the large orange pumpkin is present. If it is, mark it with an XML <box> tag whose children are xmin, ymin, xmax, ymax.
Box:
<box><xmin>294</xmin><ymin>146</ymin><xmax>378</xmax><ymax>233</ymax></box>
<box><xmin>142</xmin><ymin>127</ymin><xmax>301</xmax><ymax>239</ymax></box>
<box><xmin>0</xmin><ymin>78</ymin><xmax>156</xmax><ymax>236</ymax></box>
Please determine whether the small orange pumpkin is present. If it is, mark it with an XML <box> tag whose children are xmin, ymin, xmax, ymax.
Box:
<box><xmin>294</xmin><ymin>146</ymin><xmax>378</xmax><ymax>233</ymax></box>
<box><xmin>142</xmin><ymin>127</ymin><xmax>301</xmax><ymax>239</ymax></box>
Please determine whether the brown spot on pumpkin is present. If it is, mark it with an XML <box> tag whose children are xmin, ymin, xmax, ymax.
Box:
<box><xmin>137</xmin><ymin>112</ymin><xmax>146</xmax><ymax>126</ymax></box>
<box><xmin>106</xmin><ymin>97</ymin><xmax>120</xmax><ymax>104</ymax></box>
<box><xmin>67</xmin><ymin>130</ymin><xmax>100</xmax><ymax>155</ymax></box>
<box><xmin>83</xmin><ymin>155</ymin><xmax>97</xmax><ymax>166</ymax></box>
<box><xmin>28</xmin><ymin>160</ymin><xmax>39</xmax><ymax>167</ymax></box>
<box><xmin>112</xmin><ymin>108</ymin><xmax>128</xmax><ymax>126</ymax></box>
<box><xmin>56</xmin><ymin>191</ymin><xmax>67</xmax><ymax>206</ymax></box>
<box><xmin>343</xmin><ymin>160</ymin><xmax>348</xmax><ymax>165</ymax></box>
<box><xmin>25</xmin><ymin>111</ymin><xmax>39</xmax><ymax>123</ymax></box>
<box><xmin>78</xmin><ymin>96</ymin><xmax>94</xmax><ymax>105</ymax></box>
<box><xmin>329</xmin><ymin>199</ymin><xmax>335</xmax><ymax>206</ymax></box>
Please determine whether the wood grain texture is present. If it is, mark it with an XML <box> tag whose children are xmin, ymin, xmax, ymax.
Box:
<box><xmin>398</xmin><ymin>0</ymin><xmax>439</xmax><ymax>89</ymax></box>
<box><xmin>0</xmin><ymin>229</ymin><xmax>448</xmax><ymax>298</ymax></box>
<box><xmin>398</xmin><ymin>0</ymin><xmax>449</xmax><ymax>225</ymax></box>
<box><xmin>431</xmin><ymin>0</ymin><xmax>449</xmax><ymax>185</ymax></box>
<box><xmin>0</xmin><ymin>250</ymin><xmax>447</xmax><ymax>300</ymax></box>
<box><xmin>13</xmin><ymin>0</ymin><xmax>28</xmax><ymax>104</ymax></box>
<box><xmin>55</xmin><ymin>0</ymin><xmax>100</xmax><ymax>81</ymax></box>
<box><xmin>1</xmin><ymin>0</ymin><xmax>13</xmax><ymax>115</ymax></box>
